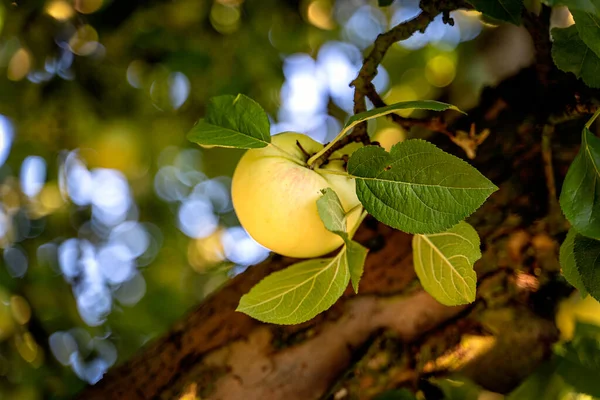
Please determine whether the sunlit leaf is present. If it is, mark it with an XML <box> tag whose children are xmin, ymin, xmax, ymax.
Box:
<box><xmin>344</xmin><ymin>100</ymin><xmax>463</xmax><ymax>133</ymax></box>
<box><xmin>559</xmin><ymin>128</ymin><xmax>600</xmax><ymax>238</ymax></box>
<box><xmin>187</xmin><ymin>94</ymin><xmax>271</xmax><ymax>149</ymax></box>
<box><xmin>237</xmin><ymin>249</ymin><xmax>350</xmax><ymax>324</ymax></box>
<box><xmin>317</xmin><ymin>188</ymin><xmax>368</xmax><ymax>293</ymax></box>
<box><xmin>347</xmin><ymin>141</ymin><xmax>497</xmax><ymax>234</ymax></box>
<box><xmin>346</xmin><ymin>240</ymin><xmax>368</xmax><ymax>293</ymax></box>
<box><xmin>412</xmin><ymin>221</ymin><xmax>480</xmax><ymax>306</ymax></box>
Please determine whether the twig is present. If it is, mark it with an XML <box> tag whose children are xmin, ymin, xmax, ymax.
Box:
<box><xmin>310</xmin><ymin>1</ymin><xmax>469</xmax><ymax>168</ymax></box>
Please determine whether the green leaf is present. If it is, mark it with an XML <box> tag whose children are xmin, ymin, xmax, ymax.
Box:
<box><xmin>186</xmin><ymin>94</ymin><xmax>271</xmax><ymax>149</ymax></box>
<box><xmin>506</xmin><ymin>361</ymin><xmax>568</xmax><ymax>400</ymax></box>
<box><xmin>574</xmin><ymin>235</ymin><xmax>600</xmax><ymax>301</ymax></box>
<box><xmin>346</xmin><ymin>240</ymin><xmax>368</xmax><ymax>293</ymax></box>
<box><xmin>345</xmin><ymin>100</ymin><xmax>463</xmax><ymax>133</ymax></box>
<box><xmin>555</xmin><ymin>328</ymin><xmax>600</xmax><ymax>397</ymax></box>
<box><xmin>412</xmin><ymin>221</ymin><xmax>481</xmax><ymax>306</ymax></box>
<box><xmin>556</xmin><ymin>0</ymin><xmax>600</xmax><ymax>58</ymax></box>
<box><xmin>317</xmin><ymin>188</ymin><xmax>349</xmax><ymax>240</ymax></box>
<box><xmin>559</xmin><ymin>128</ymin><xmax>600</xmax><ymax>238</ymax></box>
<box><xmin>467</xmin><ymin>0</ymin><xmax>523</xmax><ymax>25</ymax></box>
<box><xmin>347</xmin><ymin>140</ymin><xmax>498</xmax><ymax>234</ymax></box>
<box><xmin>551</xmin><ymin>25</ymin><xmax>600</xmax><ymax>88</ymax></box>
<box><xmin>378</xmin><ymin>0</ymin><xmax>395</xmax><ymax>6</ymax></box>
<box><xmin>237</xmin><ymin>250</ymin><xmax>350</xmax><ymax>324</ymax></box>
<box><xmin>307</xmin><ymin>100</ymin><xmax>463</xmax><ymax>167</ymax></box>
<box><xmin>317</xmin><ymin>188</ymin><xmax>368</xmax><ymax>293</ymax></box>
<box><xmin>559</xmin><ymin>228</ymin><xmax>588</xmax><ymax>297</ymax></box>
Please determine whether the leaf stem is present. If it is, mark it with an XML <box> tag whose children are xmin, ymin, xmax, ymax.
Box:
<box><xmin>585</xmin><ymin>108</ymin><xmax>600</xmax><ymax>129</ymax></box>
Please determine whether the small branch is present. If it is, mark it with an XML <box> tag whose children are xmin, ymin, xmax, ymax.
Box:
<box><xmin>349</xmin><ymin>1</ymin><xmax>470</xmax><ymax>142</ymax></box>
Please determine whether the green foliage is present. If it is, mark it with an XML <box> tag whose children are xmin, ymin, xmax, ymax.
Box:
<box><xmin>467</xmin><ymin>0</ymin><xmax>523</xmax><ymax>25</ymax></box>
<box><xmin>556</xmin><ymin>0</ymin><xmax>600</xmax><ymax>58</ymax></box>
<box><xmin>573</xmin><ymin>235</ymin><xmax>600</xmax><ymax>301</ymax></box>
<box><xmin>236</xmin><ymin>249</ymin><xmax>350</xmax><ymax>325</ymax></box>
<box><xmin>308</xmin><ymin>100</ymin><xmax>463</xmax><ymax>167</ymax></box>
<box><xmin>560</xmin><ymin>228</ymin><xmax>589</xmax><ymax>297</ymax></box>
<box><xmin>346</xmin><ymin>240</ymin><xmax>368</xmax><ymax>293</ymax></box>
<box><xmin>316</xmin><ymin>188</ymin><xmax>368</xmax><ymax>293</ymax></box>
<box><xmin>378</xmin><ymin>0</ymin><xmax>395</xmax><ymax>6</ymax></box>
<box><xmin>551</xmin><ymin>25</ymin><xmax>600</xmax><ymax>88</ymax></box>
<box><xmin>347</xmin><ymin>141</ymin><xmax>497</xmax><ymax>234</ymax></box>
<box><xmin>344</xmin><ymin>101</ymin><xmax>463</xmax><ymax>132</ymax></box>
<box><xmin>186</xmin><ymin>94</ymin><xmax>271</xmax><ymax>149</ymax></box>
<box><xmin>412</xmin><ymin>221</ymin><xmax>481</xmax><ymax>306</ymax></box>
<box><xmin>560</xmin><ymin>128</ymin><xmax>600</xmax><ymax>238</ymax></box>
<box><xmin>555</xmin><ymin>322</ymin><xmax>600</xmax><ymax>397</ymax></box>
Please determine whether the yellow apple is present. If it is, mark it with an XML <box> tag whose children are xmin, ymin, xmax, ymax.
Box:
<box><xmin>232</xmin><ymin>132</ymin><xmax>362</xmax><ymax>258</ymax></box>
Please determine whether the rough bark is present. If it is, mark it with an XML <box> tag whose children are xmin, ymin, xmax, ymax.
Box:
<box><xmin>76</xmin><ymin>62</ymin><xmax>598</xmax><ymax>400</ymax></box>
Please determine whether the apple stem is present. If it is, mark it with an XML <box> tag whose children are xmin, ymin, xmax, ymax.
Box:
<box><xmin>295</xmin><ymin>140</ymin><xmax>311</xmax><ymax>160</ymax></box>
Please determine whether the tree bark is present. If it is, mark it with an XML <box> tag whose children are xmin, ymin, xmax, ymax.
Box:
<box><xmin>78</xmin><ymin>67</ymin><xmax>591</xmax><ymax>400</ymax></box>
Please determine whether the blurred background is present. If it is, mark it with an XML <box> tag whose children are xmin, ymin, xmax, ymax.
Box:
<box><xmin>0</xmin><ymin>0</ymin><xmax>567</xmax><ymax>398</ymax></box>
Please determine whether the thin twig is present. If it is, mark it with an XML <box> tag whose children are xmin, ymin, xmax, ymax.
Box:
<box><xmin>310</xmin><ymin>1</ymin><xmax>469</xmax><ymax>168</ymax></box>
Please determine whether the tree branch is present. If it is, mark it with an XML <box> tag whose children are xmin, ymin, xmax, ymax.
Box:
<box><xmin>311</xmin><ymin>1</ymin><xmax>470</xmax><ymax>167</ymax></box>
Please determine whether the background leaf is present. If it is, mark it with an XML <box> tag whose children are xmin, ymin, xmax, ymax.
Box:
<box><xmin>560</xmin><ymin>228</ymin><xmax>588</xmax><ymax>297</ymax></box>
<box><xmin>378</xmin><ymin>0</ymin><xmax>395</xmax><ymax>6</ymax></box>
<box><xmin>347</xmin><ymin>140</ymin><xmax>497</xmax><ymax>234</ymax></box>
<box><xmin>187</xmin><ymin>94</ymin><xmax>271</xmax><ymax>149</ymax></box>
<box><xmin>412</xmin><ymin>221</ymin><xmax>480</xmax><ymax>306</ymax></box>
<box><xmin>574</xmin><ymin>235</ymin><xmax>600</xmax><ymax>302</ymax></box>
<box><xmin>552</xmin><ymin>25</ymin><xmax>600</xmax><ymax>88</ymax></box>
<box><xmin>559</xmin><ymin>128</ymin><xmax>600</xmax><ymax>239</ymax></box>
<box><xmin>467</xmin><ymin>0</ymin><xmax>523</xmax><ymax>25</ymax></box>
<box><xmin>556</xmin><ymin>0</ymin><xmax>600</xmax><ymax>58</ymax></box>
<box><xmin>237</xmin><ymin>251</ymin><xmax>350</xmax><ymax>324</ymax></box>
<box><xmin>317</xmin><ymin>188</ymin><xmax>367</xmax><ymax>293</ymax></box>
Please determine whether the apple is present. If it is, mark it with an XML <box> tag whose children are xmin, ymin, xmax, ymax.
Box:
<box><xmin>231</xmin><ymin>132</ymin><xmax>362</xmax><ymax>258</ymax></box>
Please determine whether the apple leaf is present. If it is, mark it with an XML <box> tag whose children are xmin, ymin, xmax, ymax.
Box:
<box><xmin>307</xmin><ymin>100</ymin><xmax>463</xmax><ymax>167</ymax></box>
<box><xmin>346</xmin><ymin>240</ymin><xmax>368</xmax><ymax>293</ymax></box>
<box><xmin>412</xmin><ymin>221</ymin><xmax>480</xmax><ymax>306</ymax></box>
<box><xmin>559</xmin><ymin>128</ymin><xmax>600</xmax><ymax>239</ymax></box>
<box><xmin>574</xmin><ymin>235</ymin><xmax>600</xmax><ymax>302</ymax></box>
<box><xmin>186</xmin><ymin>94</ymin><xmax>271</xmax><ymax>149</ymax></box>
<box><xmin>467</xmin><ymin>0</ymin><xmax>523</xmax><ymax>25</ymax></box>
<box><xmin>317</xmin><ymin>188</ymin><xmax>348</xmax><ymax>240</ymax></box>
<box><xmin>551</xmin><ymin>25</ymin><xmax>600</xmax><ymax>88</ymax></box>
<box><xmin>555</xmin><ymin>0</ymin><xmax>600</xmax><ymax>58</ymax></box>
<box><xmin>347</xmin><ymin>140</ymin><xmax>498</xmax><ymax>234</ymax></box>
<box><xmin>344</xmin><ymin>100</ymin><xmax>464</xmax><ymax>134</ymax></box>
<box><xmin>560</xmin><ymin>228</ymin><xmax>588</xmax><ymax>297</ymax></box>
<box><xmin>237</xmin><ymin>249</ymin><xmax>350</xmax><ymax>324</ymax></box>
<box><xmin>317</xmin><ymin>188</ymin><xmax>368</xmax><ymax>293</ymax></box>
